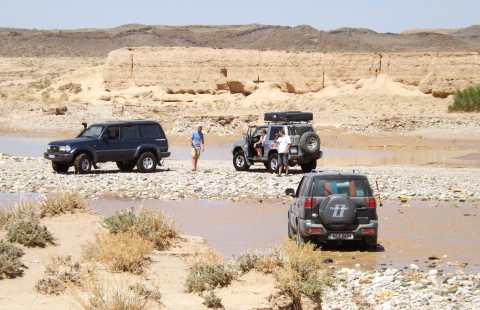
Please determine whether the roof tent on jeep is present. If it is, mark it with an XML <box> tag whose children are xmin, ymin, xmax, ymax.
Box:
<box><xmin>264</xmin><ymin>111</ymin><xmax>313</xmax><ymax>123</ymax></box>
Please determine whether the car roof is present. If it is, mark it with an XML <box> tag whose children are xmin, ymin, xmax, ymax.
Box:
<box><xmin>305</xmin><ymin>171</ymin><xmax>369</xmax><ymax>179</ymax></box>
<box><xmin>91</xmin><ymin>120</ymin><xmax>159</xmax><ymax>126</ymax></box>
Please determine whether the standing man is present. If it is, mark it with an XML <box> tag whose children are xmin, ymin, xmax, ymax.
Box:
<box><xmin>190</xmin><ymin>126</ymin><xmax>205</xmax><ymax>171</ymax></box>
<box><xmin>274</xmin><ymin>129</ymin><xmax>291</xmax><ymax>176</ymax></box>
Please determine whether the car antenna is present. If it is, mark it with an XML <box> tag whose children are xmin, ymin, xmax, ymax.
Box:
<box><xmin>375</xmin><ymin>180</ymin><xmax>383</xmax><ymax>207</ymax></box>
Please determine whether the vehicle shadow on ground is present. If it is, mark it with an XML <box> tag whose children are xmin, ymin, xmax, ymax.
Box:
<box><xmin>314</xmin><ymin>241</ymin><xmax>385</xmax><ymax>253</ymax></box>
<box><xmin>247</xmin><ymin>167</ymin><xmax>306</xmax><ymax>175</ymax></box>
<box><xmin>53</xmin><ymin>168</ymin><xmax>171</xmax><ymax>175</ymax></box>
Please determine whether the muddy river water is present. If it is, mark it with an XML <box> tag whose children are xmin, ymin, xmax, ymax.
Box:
<box><xmin>1</xmin><ymin>134</ymin><xmax>479</xmax><ymax>273</ymax></box>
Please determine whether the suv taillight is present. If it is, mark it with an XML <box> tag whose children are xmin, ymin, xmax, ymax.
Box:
<box><xmin>304</xmin><ymin>198</ymin><xmax>316</xmax><ymax>208</ymax></box>
<box><xmin>365</xmin><ymin>197</ymin><xmax>376</xmax><ymax>208</ymax></box>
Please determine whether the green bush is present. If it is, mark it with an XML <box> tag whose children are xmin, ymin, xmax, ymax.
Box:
<box><xmin>0</xmin><ymin>240</ymin><xmax>25</xmax><ymax>279</ymax></box>
<box><xmin>448</xmin><ymin>86</ymin><xmax>480</xmax><ymax>112</ymax></box>
<box><xmin>104</xmin><ymin>209</ymin><xmax>179</xmax><ymax>250</ymax></box>
<box><xmin>202</xmin><ymin>291</ymin><xmax>223</xmax><ymax>309</ymax></box>
<box><xmin>6</xmin><ymin>218</ymin><xmax>55</xmax><ymax>247</ymax></box>
<box><xmin>185</xmin><ymin>263</ymin><xmax>236</xmax><ymax>293</ymax></box>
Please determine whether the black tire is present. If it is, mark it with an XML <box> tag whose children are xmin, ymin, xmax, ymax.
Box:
<box><xmin>288</xmin><ymin>215</ymin><xmax>294</xmax><ymax>239</ymax></box>
<box><xmin>233</xmin><ymin>150</ymin><xmax>250</xmax><ymax>171</ymax></box>
<box><xmin>74</xmin><ymin>153</ymin><xmax>92</xmax><ymax>174</ymax></box>
<box><xmin>263</xmin><ymin>162</ymin><xmax>269</xmax><ymax>169</ymax></box>
<box><xmin>300</xmin><ymin>159</ymin><xmax>317</xmax><ymax>173</ymax></box>
<box><xmin>116</xmin><ymin>161</ymin><xmax>136</xmax><ymax>171</ymax></box>
<box><xmin>365</xmin><ymin>236</ymin><xmax>378</xmax><ymax>252</ymax></box>
<box><xmin>299</xmin><ymin>132</ymin><xmax>320</xmax><ymax>155</ymax></box>
<box><xmin>267</xmin><ymin>153</ymin><xmax>278</xmax><ymax>173</ymax></box>
<box><xmin>296</xmin><ymin>226</ymin><xmax>310</xmax><ymax>245</ymax></box>
<box><xmin>137</xmin><ymin>152</ymin><xmax>157</xmax><ymax>173</ymax></box>
<box><xmin>318</xmin><ymin>194</ymin><xmax>357</xmax><ymax>230</ymax></box>
<box><xmin>52</xmin><ymin>162</ymin><xmax>69</xmax><ymax>173</ymax></box>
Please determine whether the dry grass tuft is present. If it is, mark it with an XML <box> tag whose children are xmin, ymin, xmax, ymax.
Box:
<box><xmin>274</xmin><ymin>240</ymin><xmax>333</xmax><ymax>308</ymax></box>
<box><xmin>104</xmin><ymin>208</ymin><xmax>179</xmax><ymax>250</ymax></box>
<box><xmin>185</xmin><ymin>251</ymin><xmax>235</xmax><ymax>293</ymax></box>
<box><xmin>0</xmin><ymin>240</ymin><xmax>25</xmax><ymax>279</ymax></box>
<box><xmin>8</xmin><ymin>200</ymin><xmax>37</xmax><ymax>222</ymax></box>
<box><xmin>82</xmin><ymin>232</ymin><xmax>154</xmax><ymax>275</ymax></box>
<box><xmin>74</xmin><ymin>279</ymin><xmax>161</xmax><ymax>310</ymax></box>
<box><xmin>35</xmin><ymin>255</ymin><xmax>91</xmax><ymax>295</ymax></box>
<box><xmin>39</xmin><ymin>191</ymin><xmax>87</xmax><ymax>218</ymax></box>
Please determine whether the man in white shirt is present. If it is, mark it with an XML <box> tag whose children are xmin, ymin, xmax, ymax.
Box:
<box><xmin>274</xmin><ymin>129</ymin><xmax>291</xmax><ymax>176</ymax></box>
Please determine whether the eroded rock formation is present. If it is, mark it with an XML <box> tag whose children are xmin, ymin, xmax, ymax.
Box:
<box><xmin>104</xmin><ymin>47</ymin><xmax>480</xmax><ymax>97</ymax></box>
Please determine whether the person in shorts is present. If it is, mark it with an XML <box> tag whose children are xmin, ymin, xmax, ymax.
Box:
<box><xmin>274</xmin><ymin>129</ymin><xmax>291</xmax><ymax>176</ymax></box>
<box><xmin>189</xmin><ymin>126</ymin><xmax>205</xmax><ymax>171</ymax></box>
<box><xmin>253</xmin><ymin>128</ymin><xmax>267</xmax><ymax>159</ymax></box>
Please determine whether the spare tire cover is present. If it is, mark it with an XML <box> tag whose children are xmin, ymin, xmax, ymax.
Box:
<box><xmin>299</xmin><ymin>132</ymin><xmax>320</xmax><ymax>154</ymax></box>
<box><xmin>319</xmin><ymin>194</ymin><xmax>356</xmax><ymax>230</ymax></box>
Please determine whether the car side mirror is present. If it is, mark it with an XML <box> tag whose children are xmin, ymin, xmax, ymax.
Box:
<box><xmin>285</xmin><ymin>188</ymin><xmax>295</xmax><ymax>197</ymax></box>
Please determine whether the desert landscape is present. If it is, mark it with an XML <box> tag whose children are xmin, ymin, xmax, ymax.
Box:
<box><xmin>0</xmin><ymin>23</ymin><xmax>479</xmax><ymax>309</ymax></box>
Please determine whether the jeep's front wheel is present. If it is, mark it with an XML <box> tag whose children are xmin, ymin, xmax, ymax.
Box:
<box><xmin>233</xmin><ymin>151</ymin><xmax>250</xmax><ymax>171</ymax></box>
<box><xmin>116</xmin><ymin>161</ymin><xmax>136</xmax><ymax>172</ymax></box>
<box><xmin>267</xmin><ymin>153</ymin><xmax>278</xmax><ymax>173</ymax></box>
<box><xmin>137</xmin><ymin>152</ymin><xmax>157</xmax><ymax>173</ymax></box>
<box><xmin>52</xmin><ymin>162</ymin><xmax>69</xmax><ymax>173</ymax></box>
<box><xmin>74</xmin><ymin>153</ymin><xmax>92</xmax><ymax>174</ymax></box>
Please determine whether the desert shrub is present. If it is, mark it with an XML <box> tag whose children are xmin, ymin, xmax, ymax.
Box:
<box><xmin>234</xmin><ymin>252</ymin><xmax>259</xmax><ymax>274</ymax></box>
<box><xmin>74</xmin><ymin>280</ymin><xmax>160</xmax><ymax>310</ymax></box>
<box><xmin>39</xmin><ymin>191</ymin><xmax>87</xmax><ymax>218</ymax></box>
<box><xmin>233</xmin><ymin>248</ymin><xmax>284</xmax><ymax>275</ymax></box>
<box><xmin>104</xmin><ymin>208</ymin><xmax>179</xmax><ymax>250</ymax></box>
<box><xmin>29</xmin><ymin>78</ymin><xmax>51</xmax><ymax>90</ymax></box>
<box><xmin>58</xmin><ymin>82</ymin><xmax>82</xmax><ymax>94</ymax></box>
<box><xmin>448</xmin><ymin>86</ymin><xmax>480</xmax><ymax>112</ymax></box>
<box><xmin>35</xmin><ymin>255</ymin><xmax>88</xmax><ymax>295</ymax></box>
<box><xmin>6</xmin><ymin>218</ymin><xmax>55</xmax><ymax>247</ymax></box>
<box><xmin>0</xmin><ymin>209</ymin><xmax>10</xmax><ymax>229</ymax></box>
<box><xmin>185</xmin><ymin>262</ymin><xmax>235</xmax><ymax>293</ymax></box>
<box><xmin>202</xmin><ymin>290</ymin><xmax>223</xmax><ymax>309</ymax></box>
<box><xmin>274</xmin><ymin>240</ymin><xmax>332</xmax><ymax>308</ymax></box>
<box><xmin>0</xmin><ymin>240</ymin><xmax>25</xmax><ymax>279</ymax></box>
<box><xmin>8</xmin><ymin>200</ymin><xmax>37</xmax><ymax>222</ymax></box>
<box><xmin>82</xmin><ymin>232</ymin><xmax>154</xmax><ymax>275</ymax></box>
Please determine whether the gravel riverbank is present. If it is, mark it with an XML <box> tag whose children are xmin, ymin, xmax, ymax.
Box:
<box><xmin>0</xmin><ymin>154</ymin><xmax>478</xmax><ymax>202</ymax></box>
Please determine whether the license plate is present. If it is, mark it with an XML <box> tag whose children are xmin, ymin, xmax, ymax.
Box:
<box><xmin>48</xmin><ymin>154</ymin><xmax>55</xmax><ymax>159</ymax></box>
<box><xmin>328</xmin><ymin>233</ymin><xmax>354</xmax><ymax>240</ymax></box>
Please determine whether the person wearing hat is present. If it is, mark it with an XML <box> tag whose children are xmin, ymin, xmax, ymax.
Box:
<box><xmin>189</xmin><ymin>126</ymin><xmax>205</xmax><ymax>171</ymax></box>
<box><xmin>253</xmin><ymin>128</ymin><xmax>267</xmax><ymax>159</ymax></box>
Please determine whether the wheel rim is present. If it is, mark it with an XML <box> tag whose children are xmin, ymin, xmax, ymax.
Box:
<box><xmin>306</xmin><ymin>137</ymin><xmax>318</xmax><ymax>149</ymax></box>
<box><xmin>143</xmin><ymin>157</ymin><xmax>154</xmax><ymax>169</ymax></box>
<box><xmin>81</xmin><ymin>159</ymin><xmax>90</xmax><ymax>171</ymax></box>
<box><xmin>270</xmin><ymin>158</ymin><xmax>278</xmax><ymax>171</ymax></box>
<box><xmin>235</xmin><ymin>155</ymin><xmax>245</xmax><ymax>167</ymax></box>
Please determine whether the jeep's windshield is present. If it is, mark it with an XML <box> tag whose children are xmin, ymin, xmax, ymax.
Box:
<box><xmin>78</xmin><ymin>125</ymin><xmax>104</xmax><ymax>139</ymax></box>
<box><xmin>312</xmin><ymin>178</ymin><xmax>372</xmax><ymax>197</ymax></box>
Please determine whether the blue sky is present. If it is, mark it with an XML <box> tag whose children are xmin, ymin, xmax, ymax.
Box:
<box><xmin>0</xmin><ymin>0</ymin><xmax>477</xmax><ymax>33</ymax></box>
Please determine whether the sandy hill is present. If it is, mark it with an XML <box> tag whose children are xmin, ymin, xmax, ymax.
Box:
<box><xmin>1</xmin><ymin>23</ymin><xmax>480</xmax><ymax>57</ymax></box>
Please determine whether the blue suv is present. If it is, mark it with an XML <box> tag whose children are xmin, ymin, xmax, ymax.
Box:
<box><xmin>44</xmin><ymin>120</ymin><xmax>170</xmax><ymax>174</ymax></box>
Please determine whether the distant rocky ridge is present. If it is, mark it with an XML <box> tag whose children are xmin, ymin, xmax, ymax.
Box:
<box><xmin>1</xmin><ymin>23</ymin><xmax>480</xmax><ymax>57</ymax></box>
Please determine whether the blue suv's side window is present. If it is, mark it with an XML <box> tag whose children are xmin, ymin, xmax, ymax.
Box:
<box><xmin>122</xmin><ymin>125</ymin><xmax>139</xmax><ymax>139</ymax></box>
<box><xmin>140</xmin><ymin>124</ymin><xmax>162</xmax><ymax>138</ymax></box>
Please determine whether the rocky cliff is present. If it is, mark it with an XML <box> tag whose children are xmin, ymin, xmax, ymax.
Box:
<box><xmin>104</xmin><ymin>47</ymin><xmax>480</xmax><ymax>97</ymax></box>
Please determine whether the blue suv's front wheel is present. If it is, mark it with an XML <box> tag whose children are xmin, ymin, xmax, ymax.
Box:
<box><xmin>233</xmin><ymin>150</ymin><xmax>250</xmax><ymax>171</ymax></box>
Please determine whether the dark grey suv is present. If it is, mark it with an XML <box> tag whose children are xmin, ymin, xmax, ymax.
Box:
<box><xmin>286</xmin><ymin>171</ymin><xmax>378</xmax><ymax>251</ymax></box>
<box><xmin>44</xmin><ymin>120</ymin><xmax>170</xmax><ymax>174</ymax></box>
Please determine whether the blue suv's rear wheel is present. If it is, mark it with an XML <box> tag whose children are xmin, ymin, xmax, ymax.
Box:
<box><xmin>137</xmin><ymin>152</ymin><xmax>157</xmax><ymax>173</ymax></box>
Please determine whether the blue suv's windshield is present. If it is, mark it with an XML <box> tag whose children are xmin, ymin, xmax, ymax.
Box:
<box><xmin>78</xmin><ymin>125</ymin><xmax>104</xmax><ymax>139</ymax></box>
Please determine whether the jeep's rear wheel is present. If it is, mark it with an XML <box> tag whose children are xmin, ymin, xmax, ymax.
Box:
<box><xmin>267</xmin><ymin>153</ymin><xmax>278</xmax><ymax>173</ymax></box>
<box><xmin>116</xmin><ymin>161</ymin><xmax>136</xmax><ymax>171</ymax></box>
<box><xmin>288</xmin><ymin>216</ymin><xmax>294</xmax><ymax>239</ymax></box>
<box><xmin>299</xmin><ymin>132</ymin><xmax>320</xmax><ymax>155</ymax></box>
<box><xmin>137</xmin><ymin>152</ymin><xmax>157</xmax><ymax>173</ymax></box>
<box><xmin>296</xmin><ymin>228</ymin><xmax>310</xmax><ymax>245</ymax></box>
<box><xmin>364</xmin><ymin>236</ymin><xmax>378</xmax><ymax>252</ymax></box>
<box><xmin>300</xmin><ymin>159</ymin><xmax>317</xmax><ymax>173</ymax></box>
<box><xmin>52</xmin><ymin>162</ymin><xmax>69</xmax><ymax>173</ymax></box>
<box><xmin>74</xmin><ymin>153</ymin><xmax>92</xmax><ymax>174</ymax></box>
<box><xmin>233</xmin><ymin>151</ymin><xmax>250</xmax><ymax>171</ymax></box>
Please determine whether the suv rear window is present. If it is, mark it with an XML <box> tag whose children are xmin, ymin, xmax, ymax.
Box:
<box><xmin>140</xmin><ymin>124</ymin><xmax>162</xmax><ymax>138</ymax></box>
<box><xmin>288</xmin><ymin>125</ymin><xmax>314</xmax><ymax>136</ymax></box>
<box><xmin>311</xmin><ymin>177</ymin><xmax>372</xmax><ymax>197</ymax></box>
